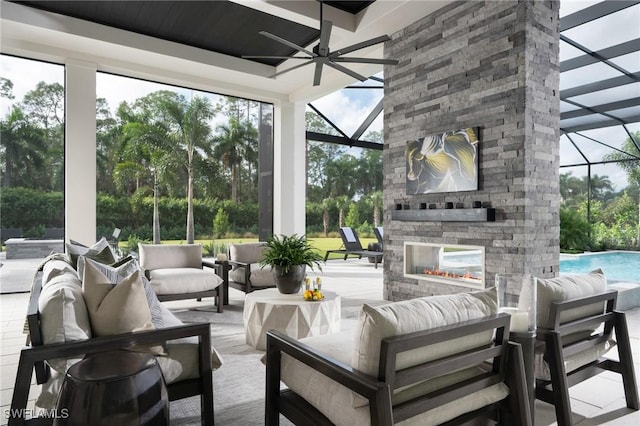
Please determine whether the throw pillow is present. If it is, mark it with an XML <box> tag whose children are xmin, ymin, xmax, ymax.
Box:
<box><xmin>66</xmin><ymin>237</ymin><xmax>116</xmax><ymax>268</ymax></box>
<box><xmin>78</xmin><ymin>256</ymin><xmax>164</xmax><ymax>328</ymax></box>
<box><xmin>82</xmin><ymin>259</ymin><xmax>164</xmax><ymax>355</ymax></box>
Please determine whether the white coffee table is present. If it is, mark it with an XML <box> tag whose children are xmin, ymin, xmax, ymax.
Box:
<box><xmin>243</xmin><ymin>288</ymin><xmax>341</xmax><ymax>350</ymax></box>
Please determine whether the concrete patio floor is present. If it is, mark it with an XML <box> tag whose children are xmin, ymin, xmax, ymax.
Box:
<box><xmin>1</xmin><ymin>252</ymin><xmax>638</xmax><ymax>425</ymax></box>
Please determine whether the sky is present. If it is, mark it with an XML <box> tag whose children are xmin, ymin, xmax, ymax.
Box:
<box><xmin>1</xmin><ymin>0</ymin><xmax>638</xmax><ymax>190</ymax></box>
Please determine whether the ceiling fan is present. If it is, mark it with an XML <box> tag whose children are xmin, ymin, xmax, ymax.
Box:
<box><xmin>243</xmin><ymin>1</ymin><xmax>398</xmax><ymax>86</ymax></box>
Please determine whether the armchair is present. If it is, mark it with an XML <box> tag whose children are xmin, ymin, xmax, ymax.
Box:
<box><xmin>534</xmin><ymin>271</ymin><xmax>639</xmax><ymax>426</ymax></box>
<box><xmin>265</xmin><ymin>288</ymin><xmax>531</xmax><ymax>425</ymax></box>
<box><xmin>227</xmin><ymin>242</ymin><xmax>276</xmax><ymax>294</ymax></box>
<box><xmin>139</xmin><ymin>243</ymin><xmax>225</xmax><ymax>312</ymax></box>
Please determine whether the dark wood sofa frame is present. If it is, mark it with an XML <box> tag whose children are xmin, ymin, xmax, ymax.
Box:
<box><xmin>266</xmin><ymin>313</ymin><xmax>532</xmax><ymax>426</ymax></box>
<box><xmin>9</xmin><ymin>272</ymin><xmax>215</xmax><ymax>426</ymax></box>
<box><xmin>143</xmin><ymin>259</ymin><xmax>226</xmax><ymax>313</ymax></box>
<box><xmin>535</xmin><ymin>289</ymin><xmax>639</xmax><ymax>426</ymax></box>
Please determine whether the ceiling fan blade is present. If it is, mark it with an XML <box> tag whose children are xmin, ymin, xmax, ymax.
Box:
<box><xmin>332</xmin><ymin>57</ymin><xmax>399</xmax><ymax>65</ymax></box>
<box><xmin>313</xmin><ymin>62</ymin><xmax>324</xmax><ymax>86</ymax></box>
<box><xmin>318</xmin><ymin>20</ymin><xmax>332</xmax><ymax>56</ymax></box>
<box><xmin>326</xmin><ymin>61</ymin><xmax>368</xmax><ymax>82</ymax></box>
<box><xmin>270</xmin><ymin>59</ymin><xmax>315</xmax><ymax>78</ymax></box>
<box><xmin>242</xmin><ymin>55</ymin><xmax>313</xmax><ymax>60</ymax></box>
<box><xmin>259</xmin><ymin>31</ymin><xmax>316</xmax><ymax>57</ymax></box>
<box><xmin>330</xmin><ymin>35</ymin><xmax>391</xmax><ymax>57</ymax></box>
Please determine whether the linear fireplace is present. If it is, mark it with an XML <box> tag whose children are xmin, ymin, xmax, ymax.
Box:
<box><xmin>404</xmin><ymin>242</ymin><xmax>485</xmax><ymax>289</ymax></box>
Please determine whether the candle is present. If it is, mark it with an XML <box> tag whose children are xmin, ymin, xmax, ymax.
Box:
<box><xmin>499</xmin><ymin>307</ymin><xmax>529</xmax><ymax>333</ymax></box>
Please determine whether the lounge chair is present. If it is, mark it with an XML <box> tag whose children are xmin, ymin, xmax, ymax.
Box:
<box><xmin>324</xmin><ymin>227</ymin><xmax>383</xmax><ymax>268</ymax></box>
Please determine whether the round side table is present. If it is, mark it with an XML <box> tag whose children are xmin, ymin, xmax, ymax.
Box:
<box><xmin>55</xmin><ymin>350</ymin><xmax>169</xmax><ymax>425</ymax></box>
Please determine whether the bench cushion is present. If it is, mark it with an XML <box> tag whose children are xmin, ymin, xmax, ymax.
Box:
<box><xmin>148</xmin><ymin>268</ymin><xmax>223</xmax><ymax>295</ymax></box>
<box><xmin>139</xmin><ymin>243</ymin><xmax>203</xmax><ymax>270</ymax></box>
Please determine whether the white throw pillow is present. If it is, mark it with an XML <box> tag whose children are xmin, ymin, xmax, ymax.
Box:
<box><xmin>82</xmin><ymin>260</ymin><xmax>164</xmax><ymax>355</ymax></box>
<box><xmin>138</xmin><ymin>243</ymin><xmax>203</xmax><ymax>270</ymax></box>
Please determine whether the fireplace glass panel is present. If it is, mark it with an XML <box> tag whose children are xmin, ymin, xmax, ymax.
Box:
<box><xmin>404</xmin><ymin>242</ymin><xmax>485</xmax><ymax>288</ymax></box>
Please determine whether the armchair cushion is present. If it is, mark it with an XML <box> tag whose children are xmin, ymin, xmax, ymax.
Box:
<box><xmin>353</xmin><ymin>287</ymin><xmax>498</xmax><ymax>378</ymax></box>
<box><xmin>536</xmin><ymin>269</ymin><xmax>607</xmax><ymax>330</ymax></box>
<box><xmin>149</xmin><ymin>268</ymin><xmax>223</xmax><ymax>295</ymax></box>
<box><xmin>229</xmin><ymin>242</ymin><xmax>267</xmax><ymax>264</ymax></box>
<box><xmin>139</xmin><ymin>243</ymin><xmax>203</xmax><ymax>270</ymax></box>
<box><xmin>229</xmin><ymin>263</ymin><xmax>274</xmax><ymax>286</ymax></box>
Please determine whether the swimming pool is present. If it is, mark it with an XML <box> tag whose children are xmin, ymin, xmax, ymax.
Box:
<box><xmin>560</xmin><ymin>251</ymin><xmax>640</xmax><ymax>283</ymax></box>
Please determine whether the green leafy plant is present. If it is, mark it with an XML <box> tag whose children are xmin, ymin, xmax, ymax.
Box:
<box><xmin>260</xmin><ymin>234</ymin><xmax>323</xmax><ymax>274</ymax></box>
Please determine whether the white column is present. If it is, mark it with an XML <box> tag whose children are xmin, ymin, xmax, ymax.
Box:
<box><xmin>65</xmin><ymin>60</ymin><xmax>97</xmax><ymax>244</ymax></box>
<box><xmin>273</xmin><ymin>100</ymin><xmax>306</xmax><ymax>236</ymax></box>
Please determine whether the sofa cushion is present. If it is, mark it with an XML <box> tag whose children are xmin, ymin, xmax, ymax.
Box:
<box><xmin>82</xmin><ymin>260</ymin><xmax>163</xmax><ymax>355</ymax></box>
<box><xmin>148</xmin><ymin>268</ymin><xmax>223</xmax><ymax>295</ymax></box>
<box><xmin>38</xmin><ymin>271</ymin><xmax>91</xmax><ymax>374</ymax></box>
<box><xmin>536</xmin><ymin>269</ymin><xmax>607</xmax><ymax>330</ymax></box>
<box><xmin>353</xmin><ymin>288</ymin><xmax>498</xmax><ymax>377</ymax></box>
<box><xmin>229</xmin><ymin>263</ymin><xmax>275</xmax><ymax>286</ymax></box>
<box><xmin>229</xmin><ymin>242</ymin><xmax>267</xmax><ymax>265</ymax></box>
<box><xmin>535</xmin><ymin>338</ymin><xmax>614</xmax><ymax>381</ymax></box>
<box><xmin>41</xmin><ymin>259</ymin><xmax>77</xmax><ymax>285</ymax></box>
<box><xmin>66</xmin><ymin>237</ymin><xmax>116</xmax><ymax>268</ymax></box>
<box><xmin>78</xmin><ymin>256</ymin><xmax>164</xmax><ymax>328</ymax></box>
<box><xmin>138</xmin><ymin>243</ymin><xmax>202</xmax><ymax>270</ymax></box>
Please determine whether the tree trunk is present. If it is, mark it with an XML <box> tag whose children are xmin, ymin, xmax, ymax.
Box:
<box><xmin>323</xmin><ymin>208</ymin><xmax>329</xmax><ymax>237</ymax></box>
<box><xmin>153</xmin><ymin>171</ymin><xmax>161</xmax><ymax>244</ymax></box>
<box><xmin>339</xmin><ymin>208</ymin><xmax>345</xmax><ymax>228</ymax></box>
<box><xmin>231</xmin><ymin>164</ymin><xmax>238</xmax><ymax>202</ymax></box>
<box><xmin>373</xmin><ymin>202</ymin><xmax>380</xmax><ymax>227</ymax></box>
<box><xmin>186</xmin><ymin>172</ymin><xmax>195</xmax><ymax>244</ymax></box>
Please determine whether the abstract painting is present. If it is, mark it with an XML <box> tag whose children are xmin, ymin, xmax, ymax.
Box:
<box><xmin>406</xmin><ymin>127</ymin><xmax>479</xmax><ymax>194</ymax></box>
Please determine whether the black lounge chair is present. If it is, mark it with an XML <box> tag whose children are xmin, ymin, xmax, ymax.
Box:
<box><xmin>324</xmin><ymin>227</ymin><xmax>383</xmax><ymax>268</ymax></box>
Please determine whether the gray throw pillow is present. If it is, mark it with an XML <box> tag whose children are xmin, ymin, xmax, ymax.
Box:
<box><xmin>66</xmin><ymin>237</ymin><xmax>116</xmax><ymax>268</ymax></box>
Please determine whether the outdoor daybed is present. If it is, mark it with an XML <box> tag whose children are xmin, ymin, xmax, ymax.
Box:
<box><xmin>9</xmin><ymin>241</ymin><xmax>223</xmax><ymax>425</ymax></box>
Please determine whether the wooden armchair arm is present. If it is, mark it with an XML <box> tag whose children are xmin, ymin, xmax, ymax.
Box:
<box><xmin>265</xmin><ymin>330</ymin><xmax>393</xmax><ymax>426</ymax></box>
<box><xmin>10</xmin><ymin>323</ymin><xmax>212</xmax><ymax>426</ymax></box>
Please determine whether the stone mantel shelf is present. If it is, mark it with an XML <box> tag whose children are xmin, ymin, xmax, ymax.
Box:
<box><xmin>391</xmin><ymin>208</ymin><xmax>496</xmax><ymax>222</ymax></box>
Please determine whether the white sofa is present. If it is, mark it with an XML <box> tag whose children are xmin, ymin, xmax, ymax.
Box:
<box><xmin>10</xmin><ymin>246</ymin><xmax>222</xmax><ymax>426</ymax></box>
<box><xmin>265</xmin><ymin>287</ymin><xmax>532</xmax><ymax>425</ymax></box>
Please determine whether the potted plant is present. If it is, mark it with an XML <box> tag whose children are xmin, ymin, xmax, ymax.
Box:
<box><xmin>260</xmin><ymin>234</ymin><xmax>323</xmax><ymax>294</ymax></box>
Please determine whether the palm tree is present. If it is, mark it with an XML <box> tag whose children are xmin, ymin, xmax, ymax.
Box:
<box><xmin>213</xmin><ymin>117</ymin><xmax>257</xmax><ymax>202</ymax></box>
<box><xmin>161</xmin><ymin>95</ymin><xmax>215</xmax><ymax>243</ymax></box>
<box><xmin>0</xmin><ymin>106</ymin><xmax>45</xmax><ymax>188</ymax></box>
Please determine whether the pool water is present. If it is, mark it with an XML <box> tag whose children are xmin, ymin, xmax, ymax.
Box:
<box><xmin>560</xmin><ymin>251</ymin><xmax>640</xmax><ymax>283</ymax></box>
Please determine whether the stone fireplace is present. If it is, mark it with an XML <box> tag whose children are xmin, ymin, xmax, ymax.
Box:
<box><xmin>382</xmin><ymin>1</ymin><xmax>560</xmax><ymax>301</ymax></box>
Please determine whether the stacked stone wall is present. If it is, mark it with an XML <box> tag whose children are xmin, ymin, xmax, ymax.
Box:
<box><xmin>383</xmin><ymin>0</ymin><xmax>560</xmax><ymax>300</ymax></box>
